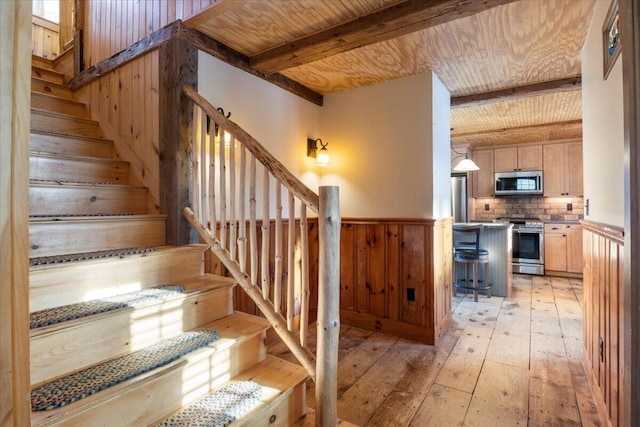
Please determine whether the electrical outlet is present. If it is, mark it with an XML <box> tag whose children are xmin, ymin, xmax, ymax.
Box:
<box><xmin>586</xmin><ymin>199</ymin><xmax>590</xmax><ymax>215</ymax></box>
<box><xmin>484</xmin><ymin>203</ymin><xmax>490</xmax><ymax>211</ymax></box>
<box><xmin>599</xmin><ymin>337</ymin><xmax>604</xmax><ymax>363</ymax></box>
<box><xmin>407</xmin><ymin>288</ymin><xmax>416</xmax><ymax>302</ymax></box>
<box><xmin>567</xmin><ymin>203</ymin><xmax>572</xmax><ymax>211</ymax></box>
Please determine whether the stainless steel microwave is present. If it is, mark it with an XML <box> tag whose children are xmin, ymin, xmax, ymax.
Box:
<box><xmin>494</xmin><ymin>171</ymin><xmax>543</xmax><ymax>195</ymax></box>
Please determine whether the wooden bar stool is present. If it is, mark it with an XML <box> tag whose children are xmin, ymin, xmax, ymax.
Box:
<box><xmin>452</xmin><ymin>224</ymin><xmax>491</xmax><ymax>302</ymax></box>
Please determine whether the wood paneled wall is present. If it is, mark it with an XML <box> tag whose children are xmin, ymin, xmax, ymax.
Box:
<box><xmin>582</xmin><ymin>220</ymin><xmax>624</xmax><ymax>427</ymax></box>
<box><xmin>83</xmin><ymin>0</ymin><xmax>216</xmax><ymax>66</ymax></box>
<box><xmin>339</xmin><ymin>218</ymin><xmax>453</xmax><ymax>345</ymax></box>
<box><xmin>75</xmin><ymin>52</ymin><xmax>161</xmax><ymax>213</ymax></box>
<box><xmin>32</xmin><ymin>15</ymin><xmax>59</xmax><ymax>59</ymax></box>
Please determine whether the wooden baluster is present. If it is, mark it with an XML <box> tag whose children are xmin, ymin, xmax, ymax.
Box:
<box><xmin>249</xmin><ymin>155</ymin><xmax>258</xmax><ymax>286</ymax></box>
<box><xmin>261</xmin><ymin>169</ymin><xmax>271</xmax><ymax>300</ymax></box>
<box><xmin>208</xmin><ymin>116</ymin><xmax>216</xmax><ymax>238</ymax></box>
<box><xmin>287</xmin><ymin>191</ymin><xmax>296</xmax><ymax>331</ymax></box>
<box><xmin>300</xmin><ymin>203</ymin><xmax>309</xmax><ymax>347</ymax></box>
<box><xmin>219</xmin><ymin>128</ymin><xmax>227</xmax><ymax>250</ymax></box>
<box><xmin>238</xmin><ymin>145</ymin><xmax>247</xmax><ymax>273</ymax></box>
<box><xmin>274</xmin><ymin>181</ymin><xmax>283</xmax><ymax>313</ymax></box>
<box><xmin>199</xmin><ymin>109</ymin><xmax>207</xmax><ymax>226</ymax></box>
<box><xmin>229</xmin><ymin>134</ymin><xmax>237</xmax><ymax>261</ymax></box>
<box><xmin>191</xmin><ymin>107</ymin><xmax>200</xmax><ymax>218</ymax></box>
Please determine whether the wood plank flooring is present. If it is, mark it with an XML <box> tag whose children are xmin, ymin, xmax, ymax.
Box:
<box><xmin>268</xmin><ymin>275</ymin><xmax>605</xmax><ymax>426</ymax></box>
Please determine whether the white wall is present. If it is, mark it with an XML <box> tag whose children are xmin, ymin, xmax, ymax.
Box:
<box><xmin>319</xmin><ymin>72</ymin><xmax>450</xmax><ymax>218</ymax></box>
<box><xmin>198</xmin><ymin>52</ymin><xmax>322</xmax><ymax>192</ymax></box>
<box><xmin>198</xmin><ymin>53</ymin><xmax>450</xmax><ymax>219</ymax></box>
<box><xmin>582</xmin><ymin>0</ymin><xmax>624</xmax><ymax>227</ymax></box>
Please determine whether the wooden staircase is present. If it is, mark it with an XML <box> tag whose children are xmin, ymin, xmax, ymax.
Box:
<box><xmin>28</xmin><ymin>57</ymin><xmax>308</xmax><ymax>426</ymax></box>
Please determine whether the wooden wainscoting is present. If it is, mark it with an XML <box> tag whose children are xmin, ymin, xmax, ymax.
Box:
<box><xmin>339</xmin><ymin>218</ymin><xmax>453</xmax><ymax>345</ymax></box>
<box><xmin>32</xmin><ymin>15</ymin><xmax>60</xmax><ymax>60</ymax></box>
<box><xmin>82</xmin><ymin>0</ymin><xmax>217</xmax><ymax>67</ymax></box>
<box><xmin>75</xmin><ymin>52</ymin><xmax>160</xmax><ymax>213</ymax></box>
<box><xmin>582</xmin><ymin>220</ymin><xmax>624</xmax><ymax>427</ymax></box>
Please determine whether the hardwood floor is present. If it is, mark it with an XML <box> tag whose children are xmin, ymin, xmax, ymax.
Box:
<box><xmin>268</xmin><ymin>274</ymin><xmax>605</xmax><ymax>426</ymax></box>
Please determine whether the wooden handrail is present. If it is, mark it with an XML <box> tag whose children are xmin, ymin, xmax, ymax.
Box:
<box><xmin>184</xmin><ymin>207</ymin><xmax>317</xmax><ymax>379</ymax></box>
<box><xmin>183</xmin><ymin>85</ymin><xmax>319</xmax><ymax>212</ymax></box>
<box><xmin>184</xmin><ymin>85</ymin><xmax>339</xmax><ymax>426</ymax></box>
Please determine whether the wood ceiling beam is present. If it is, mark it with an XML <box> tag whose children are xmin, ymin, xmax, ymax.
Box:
<box><xmin>451</xmin><ymin>76</ymin><xmax>582</xmax><ymax>108</ymax></box>
<box><xmin>451</xmin><ymin>119</ymin><xmax>583</xmax><ymax>141</ymax></box>
<box><xmin>249</xmin><ymin>0</ymin><xmax>517</xmax><ymax>74</ymax></box>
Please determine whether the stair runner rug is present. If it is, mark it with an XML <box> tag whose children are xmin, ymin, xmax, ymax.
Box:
<box><xmin>30</xmin><ymin>246</ymin><xmax>156</xmax><ymax>266</ymax></box>
<box><xmin>30</xmin><ymin>284</ymin><xmax>186</xmax><ymax>329</ymax></box>
<box><xmin>158</xmin><ymin>381</ymin><xmax>262</xmax><ymax>427</ymax></box>
<box><xmin>31</xmin><ymin>329</ymin><xmax>220</xmax><ymax>411</ymax></box>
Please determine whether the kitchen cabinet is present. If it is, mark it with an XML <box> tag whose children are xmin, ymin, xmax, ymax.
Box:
<box><xmin>470</xmin><ymin>149</ymin><xmax>494</xmax><ymax>198</ymax></box>
<box><xmin>543</xmin><ymin>142</ymin><xmax>583</xmax><ymax>197</ymax></box>
<box><xmin>494</xmin><ymin>145</ymin><xmax>543</xmax><ymax>172</ymax></box>
<box><xmin>544</xmin><ymin>223</ymin><xmax>583</xmax><ymax>274</ymax></box>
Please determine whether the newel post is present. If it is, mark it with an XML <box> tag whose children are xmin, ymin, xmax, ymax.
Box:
<box><xmin>316</xmin><ymin>186</ymin><xmax>340</xmax><ymax>427</ymax></box>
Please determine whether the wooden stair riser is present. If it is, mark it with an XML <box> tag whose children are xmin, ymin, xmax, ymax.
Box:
<box><xmin>29</xmin><ymin>216</ymin><xmax>166</xmax><ymax>258</ymax></box>
<box><xmin>30</xmin><ymin>132</ymin><xmax>113</xmax><ymax>158</ymax></box>
<box><xmin>29</xmin><ymin>184</ymin><xmax>148</xmax><ymax>216</ymax></box>
<box><xmin>32</xmin><ymin>77</ymin><xmax>73</xmax><ymax>99</ymax></box>
<box><xmin>32</xmin><ymin>66</ymin><xmax>65</xmax><ymax>84</ymax></box>
<box><xmin>29</xmin><ymin>155</ymin><xmax>129</xmax><ymax>184</ymax></box>
<box><xmin>32</xmin><ymin>55</ymin><xmax>54</xmax><ymax>70</ymax></box>
<box><xmin>31</xmin><ymin>283</ymin><xmax>235</xmax><ymax>386</ymax></box>
<box><xmin>31</xmin><ymin>315</ymin><xmax>269</xmax><ymax>427</ymax></box>
<box><xmin>246</xmin><ymin>382</ymin><xmax>306</xmax><ymax>427</ymax></box>
<box><xmin>30</xmin><ymin>245</ymin><xmax>208</xmax><ymax>311</ymax></box>
<box><xmin>31</xmin><ymin>93</ymin><xmax>90</xmax><ymax>119</ymax></box>
<box><xmin>31</xmin><ymin>110</ymin><xmax>104</xmax><ymax>139</ymax></box>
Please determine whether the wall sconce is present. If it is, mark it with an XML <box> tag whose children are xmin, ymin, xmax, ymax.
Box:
<box><xmin>451</xmin><ymin>143</ymin><xmax>479</xmax><ymax>172</ymax></box>
<box><xmin>206</xmin><ymin>108</ymin><xmax>233</xmax><ymax>147</ymax></box>
<box><xmin>307</xmin><ymin>138</ymin><xmax>330</xmax><ymax>167</ymax></box>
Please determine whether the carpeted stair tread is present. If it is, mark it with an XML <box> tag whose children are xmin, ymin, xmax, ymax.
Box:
<box><xmin>157</xmin><ymin>381</ymin><xmax>262</xmax><ymax>427</ymax></box>
<box><xmin>31</xmin><ymin>329</ymin><xmax>220</xmax><ymax>411</ymax></box>
<box><xmin>30</xmin><ymin>284</ymin><xmax>186</xmax><ymax>329</ymax></box>
<box><xmin>30</xmin><ymin>212</ymin><xmax>134</xmax><ymax>218</ymax></box>
<box><xmin>29</xmin><ymin>246</ymin><xmax>156</xmax><ymax>266</ymax></box>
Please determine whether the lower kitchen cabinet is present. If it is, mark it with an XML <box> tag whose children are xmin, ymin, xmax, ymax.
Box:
<box><xmin>544</xmin><ymin>223</ymin><xmax>583</xmax><ymax>275</ymax></box>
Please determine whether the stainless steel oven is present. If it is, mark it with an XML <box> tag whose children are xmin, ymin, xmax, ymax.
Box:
<box><xmin>496</xmin><ymin>218</ymin><xmax>545</xmax><ymax>275</ymax></box>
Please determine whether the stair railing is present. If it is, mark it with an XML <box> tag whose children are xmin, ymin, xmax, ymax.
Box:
<box><xmin>183</xmin><ymin>85</ymin><xmax>340</xmax><ymax>426</ymax></box>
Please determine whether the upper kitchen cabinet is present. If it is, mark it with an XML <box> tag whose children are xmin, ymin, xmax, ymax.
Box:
<box><xmin>471</xmin><ymin>150</ymin><xmax>494</xmax><ymax>198</ymax></box>
<box><xmin>494</xmin><ymin>145</ymin><xmax>543</xmax><ymax>172</ymax></box>
<box><xmin>543</xmin><ymin>141</ymin><xmax>583</xmax><ymax>197</ymax></box>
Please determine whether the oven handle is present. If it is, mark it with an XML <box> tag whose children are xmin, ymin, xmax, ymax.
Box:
<box><xmin>513</xmin><ymin>228</ymin><xmax>543</xmax><ymax>234</ymax></box>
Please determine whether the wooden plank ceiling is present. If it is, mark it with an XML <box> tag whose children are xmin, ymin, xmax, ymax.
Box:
<box><xmin>187</xmin><ymin>0</ymin><xmax>596</xmax><ymax>148</ymax></box>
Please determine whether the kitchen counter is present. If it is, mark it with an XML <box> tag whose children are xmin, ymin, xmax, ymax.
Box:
<box><xmin>454</xmin><ymin>222</ymin><xmax>513</xmax><ymax>297</ymax></box>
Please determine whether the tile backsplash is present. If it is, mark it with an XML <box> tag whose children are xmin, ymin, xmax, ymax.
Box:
<box><xmin>473</xmin><ymin>196</ymin><xmax>584</xmax><ymax>222</ymax></box>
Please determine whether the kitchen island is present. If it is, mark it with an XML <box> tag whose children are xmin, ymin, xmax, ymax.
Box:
<box><xmin>454</xmin><ymin>222</ymin><xmax>513</xmax><ymax>297</ymax></box>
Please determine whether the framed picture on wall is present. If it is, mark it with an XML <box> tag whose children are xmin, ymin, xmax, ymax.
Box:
<box><xmin>603</xmin><ymin>0</ymin><xmax>621</xmax><ymax>80</ymax></box>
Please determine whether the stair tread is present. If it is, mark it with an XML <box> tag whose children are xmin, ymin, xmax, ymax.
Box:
<box><xmin>31</xmin><ymin>76</ymin><xmax>70</xmax><ymax>90</ymax></box>
<box><xmin>31</xmin><ymin>129</ymin><xmax>113</xmax><ymax>144</ymax></box>
<box><xmin>29</xmin><ymin>213</ymin><xmax>166</xmax><ymax>223</ymax></box>
<box><xmin>31</xmin><ymin>107</ymin><xmax>99</xmax><ymax>125</ymax></box>
<box><xmin>30</xmin><ymin>274</ymin><xmax>234</xmax><ymax>333</ymax></box>
<box><xmin>32</xmin><ymin>65</ymin><xmax>64</xmax><ymax>77</ymax></box>
<box><xmin>29</xmin><ymin>244</ymin><xmax>207</xmax><ymax>273</ymax></box>
<box><xmin>29</xmin><ymin>180</ymin><xmax>146</xmax><ymax>190</ymax></box>
<box><xmin>32</xmin><ymin>55</ymin><xmax>54</xmax><ymax>69</ymax></box>
<box><xmin>31</xmin><ymin>92</ymin><xmax>86</xmax><ymax>107</ymax></box>
<box><xmin>154</xmin><ymin>355</ymin><xmax>308</xmax><ymax>427</ymax></box>
<box><xmin>30</xmin><ymin>311</ymin><xmax>270</xmax><ymax>426</ymax></box>
<box><xmin>30</xmin><ymin>150</ymin><xmax>124</xmax><ymax>162</ymax></box>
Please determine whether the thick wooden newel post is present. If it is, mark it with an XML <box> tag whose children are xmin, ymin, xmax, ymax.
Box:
<box><xmin>316</xmin><ymin>186</ymin><xmax>340</xmax><ymax>427</ymax></box>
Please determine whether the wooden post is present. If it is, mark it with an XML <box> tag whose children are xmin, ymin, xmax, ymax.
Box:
<box><xmin>315</xmin><ymin>186</ymin><xmax>340</xmax><ymax>427</ymax></box>
<box><xmin>159</xmin><ymin>38</ymin><xmax>197</xmax><ymax>245</ymax></box>
<box><xmin>73</xmin><ymin>0</ymin><xmax>84</xmax><ymax>75</ymax></box>
<box><xmin>1</xmin><ymin>1</ymin><xmax>31</xmax><ymax>424</ymax></box>
<box><xmin>621</xmin><ymin>0</ymin><xmax>640</xmax><ymax>425</ymax></box>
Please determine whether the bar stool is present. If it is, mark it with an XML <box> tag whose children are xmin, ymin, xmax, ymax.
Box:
<box><xmin>452</xmin><ymin>224</ymin><xmax>491</xmax><ymax>302</ymax></box>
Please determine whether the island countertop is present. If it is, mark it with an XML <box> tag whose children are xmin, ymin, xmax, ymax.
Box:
<box><xmin>454</xmin><ymin>222</ymin><xmax>513</xmax><ymax>297</ymax></box>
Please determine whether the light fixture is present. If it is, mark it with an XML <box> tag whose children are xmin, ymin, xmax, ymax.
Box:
<box><xmin>451</xmin><ymin>143</ymin><xmax>479</xmax><ymax>172</ymax></box>
<box><xmin>206</xmin><ymin>108</ymin><xmax>233</xmax><ymax>147</ymax></box>
<box><xmin>307</xmin><ymin>138</ymin><xmax>330</xmax><ymax>167</ymax></box>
